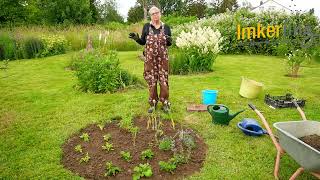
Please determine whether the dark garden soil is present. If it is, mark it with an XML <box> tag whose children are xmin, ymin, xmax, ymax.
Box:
<box><xmin>300</xmin><ymin>134</ymin><xmax>320</xmax><ymax>151</ymax></box>
<box><xmin>61</xmin><ymin>116</ymin><xmax>207</xmax><ymax>180</ymax></box>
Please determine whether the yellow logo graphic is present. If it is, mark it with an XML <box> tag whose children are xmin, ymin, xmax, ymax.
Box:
<box><xmin>237</xmin><ymin>23</ymin><xmax>282</xmax><ymax>40</ymax></box>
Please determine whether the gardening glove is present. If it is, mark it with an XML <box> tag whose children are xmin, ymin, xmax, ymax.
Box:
<box><xmin>165</xmin><ymin>35</ymin><xmax>172</xmax><ymax>45</ymax></box>
<box><xmin>129</xmin><ymin>32</ymin><xmax>139</xmax><ymax>41</ymax></box>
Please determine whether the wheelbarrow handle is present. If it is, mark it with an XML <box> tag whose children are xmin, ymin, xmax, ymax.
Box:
<box><xmin>292</xmin><ymin>100</ymin><xmax>307</xmax><ymax>121</ymax></box>
<box><xmin>247</xmin><ymin>103</ymin><xmax>283</xmax><ymax>153</ymax></box>
<box><xmin>248</xmin><ymin>103</ymin><xmax>256</xmax><ymax>110</ymax></box>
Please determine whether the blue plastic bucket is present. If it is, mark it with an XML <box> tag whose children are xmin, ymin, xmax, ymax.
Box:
<box><xmin>202</xmin><ymin>90</ymin><xmax>218</xmax><ymax>105</ymax></box>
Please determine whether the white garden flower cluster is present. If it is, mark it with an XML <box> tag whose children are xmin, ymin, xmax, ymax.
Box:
<box><xmin>176</xmin><ymin>26</ymin><xmax>223</xmax><ymax>55</ymax></box>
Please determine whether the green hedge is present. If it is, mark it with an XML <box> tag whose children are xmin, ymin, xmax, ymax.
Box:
<box><xmin>173</xmin><ymin>9</ymin><xmax>320</xmax><ymax>56</ymax></box>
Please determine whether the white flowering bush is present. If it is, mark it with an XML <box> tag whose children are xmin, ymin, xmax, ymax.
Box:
<box><xmin>286</xmin><ymin>49</ymin><xmax>311</xmax><ymax>77</ymax></box>
<box><xmin>170</xmin><ymin>27</ymin><xmax>222</xmax><ymax>74</ymax></box>
<box><xmin>176</xmin><ymin>27</ymin><xmax>222</xmax><ymax>55</ymax></box>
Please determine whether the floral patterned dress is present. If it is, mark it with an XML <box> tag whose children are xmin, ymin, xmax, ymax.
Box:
<box><xmin>143</xmin><ymin>23</ymin><xmax>169</xmax><ymax>106</ymax></box>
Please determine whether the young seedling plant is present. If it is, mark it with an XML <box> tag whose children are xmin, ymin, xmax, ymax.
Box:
<box><xmin>105</xmin><ymin>161</ymin><xmax>121</xmax><ymax>177</ymax></box>
<box><xmin>133</xmin><ymin>163</ymin><xmax>153</xmax><ymax>180</ymax></box>
<box><xmin>74</xmin><ymin>144</ymin><xmax>83</xmax><ymax>153</ymax></box>
<box><xmin>97</xmin><ymin>124</ymin><xmax>104</xmax><ymax>131</ymax></box>
<box><xmin>120</xmin><ymin>151</ymin><xmax>132</xmax><ymax>162</ymax></box>
<box><xmin>159</xmin><ymin>136</ymin><xmax>174</xmax><ymax>151</ymax></box>
<box><xmin>103</xmin><ymin>133</ymin><xmax>111</xmax><ymax>141</ymax></box>
<box><xmin>102</xmin><ymin>142</ymin><xmax>114</xmax><ymax>152</ymax></box>
<box><xmin>159</xmin><ymin>153</ymin><xmax>189</xmax><ymax>174</ymax></box>
<box><xmin>159</xmin><ymin>160</ymin><xmax>176</xmax><ymax>174</ymax></box>
<box><xmin>140</xmin><ymin>149</ymin><xmax>154</xmax><ymax>160</ymax></box>
<box><xmin>79</xmin><ymin>152</ymin><xmax>90</xmax><ymax>163</ymax></box>
<box><xmin>79</xmin><ymin>132</ymin><xmax>90</xmax><ymax>142</ymax></box>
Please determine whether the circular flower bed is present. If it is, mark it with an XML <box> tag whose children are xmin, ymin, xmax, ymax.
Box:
<box><xmin>62</xmin><ymin>116</ymin><xmax>207</xmax><ymax>179</ymax></box>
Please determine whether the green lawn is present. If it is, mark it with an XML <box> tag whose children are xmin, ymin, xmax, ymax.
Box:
<box><xmin>0</xmin><ymin>51</ymin><xmax>319</xmax><ymax>179</ymax></box>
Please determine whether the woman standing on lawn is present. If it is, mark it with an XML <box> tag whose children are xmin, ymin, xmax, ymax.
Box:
<box><xmin>129</xmin><ymin>6</ymin><xmax>172</xmax><ymax>113</ymax></box>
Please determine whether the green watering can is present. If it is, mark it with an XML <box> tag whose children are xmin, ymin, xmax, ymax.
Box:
<box><xmin>207</xmin><ymin>104</ymin><xmax>245</xmax><ymax>125</ymax></box>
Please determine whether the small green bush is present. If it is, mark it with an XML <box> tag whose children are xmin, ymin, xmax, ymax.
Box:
<box><xmin>311</xmin><ymin>46</ymin><xmax>320</xmax><ymax>63</ymax></box>
<box><xmin>169</xmin><ymin>50</ymin><xmax>189</xmax><ymax>75</ymax></box>
<box><xmin>73</xmin><ymin>50</ymin><xmax>140</xmax><ymax>93</ymax></box>
<box><xmin>133</xmin><ymin>163</ymin><xmax>153</xmax><ymax>180</ymax></box>
<box><xmin>23</xmin><ymin>37</ymin><xmax>44</xmax><ymax>59</ymax></box>
<box><xmin>170</xmin><ymin>49</ymin><xmax>217</xmax><ymax>75</ymax></box>
<box><xmin>159</xmin><ymin>160</ymin><xmax>176</xmax><ymax>173</ymax></box>
<box><xmin>0</xmin><ymin>33</ymin><xmax>15</xmax><ymax>60</ymax></box>
<box><xmin>159</xmin><ymin>136</ymin><xmax>174</xmax><ymax>151</ymax></box>
<box><xmin>105</xmin><ymin>22</ymin><xmax>127</xmax><ymax>31</ymax></box>
<box><xmin>140</xmin><ymin>149</ymin><xmax>154</xmax><ymax>160</ymax></box>
<box><xmin>40</xmin><ymin>35</ymin><xmax>68</xmax><ymax>57</ymax></box>
<box><xmin>105</xmin><ymin>162</ymin><xmax>121</xmax><ymax>176</ymax></box>
<box><xmin>120</xmin><ymin>151</ymin><xmax>132</xmax><ymax>162</ymax></box>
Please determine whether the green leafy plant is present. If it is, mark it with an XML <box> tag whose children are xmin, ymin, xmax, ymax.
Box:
<box><xmin>74</xmin><ymin>144</ymin><xmax>83</xmax><ymax>153</ymax></box>
<box><xmin>103</xmin><ymin>134</ymin><xmax>111</xmax><ymax>141</ymax></box>
<box><xmin>102</xmin><ymin>142</ymin><xmax>114</xmax><ymax>152</ymax></box>
<box><xmin>23</xmin><ymin>37</ymin><xmax>44</xmax><ymax>59</ymax></box>
<box><xmin>170</xmin><ymin>153</ymin><xmax>189</xmax><ymax>165</ymax></box>
<box><xmin>159</xmin><ymin>136</ymin><xmax>174</xmax><ymax>151</ymax></box>
<box><xmin>159</xmin><ymin>160</ymin><xmax>177</xmax><ymax>173</ymax></box>
<box><xmin>40</xmin><ymin>34</ymin><xmax>68</xmax><ymax>57</ymax></box>
<box><xmin>159</xmin><ymin>153</ymin><xmax>188</xmax><ymax>173</ymax></box>
<box><xmin>286</xmin><ymin>49</ymin><xmax>311</xmax><ymax>77</ymax></box>
<box><xmin>73</xmin><ymin>50</ymin><xmax>140</xmax><ymax>93</ymax></box>
<box><xmin>120</xmin><ymin>151</ymin><xmax>132</xmax><ymax>162</ymax></box>
<box><xmin>0</xmin><ymin>33</ymin><xmax>16</xmax><ymax>60</ymax></box>
<box><xmin>140</xmin><ymin>149</ymin><xmax>154</xmax><ymax>160</ymax></box>
<box><xmin>79</xmin><ymin>133</ymin><xmax>90</xmax><ymax>142</ymax></box>
<box><xmin>104</xmin><ymin>162</ymin><xmax>121</xmax><ymax>176</ymax></box>
<box><xmin>79</xmin><ymin>152</ymin><xmax>90</xmax><ymax>163</ymax></box>
<box><xmin>132</xmin><ymin>163</ymin><xmax>153</xmax><ymax>180</ymax></box>
<box><xmin>178</xmin><ymin>130</ymin><xmax>196</xmax><ymax>150</ymax></box>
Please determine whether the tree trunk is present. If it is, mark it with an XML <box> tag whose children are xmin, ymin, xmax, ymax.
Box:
<box><xmin>291</xmin><ymin>65</ymin><xmax>300</xmax><ymax>77</ymax></box>
<box><xmin>143</xmin><ymin>6</ymin><xmax>148</xmax><ymax>21</ymax></box>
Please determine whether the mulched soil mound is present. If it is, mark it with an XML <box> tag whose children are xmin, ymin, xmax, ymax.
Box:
<box><xmin>300</xmin><ymin>134</ymin><xmax>320</xmax><ymax>152</ymax></box>
<box><xmin>61</xmin><ymin>116</ymin><xmax>207</xmax><ymax>179</ymax></box>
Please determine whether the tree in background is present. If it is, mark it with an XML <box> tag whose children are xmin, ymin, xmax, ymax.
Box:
<box><xmin>158</xmin><ymin>0</ymin><xmax>186</xmax><ymax>16</ymax></box>
<box><xmin>40</xmin><ymin>0</ymin><xmax>94</xmax><ymax>24</ymax></box>
<box><xmin>207</xmin><ymin>0</ymin><xmax>238</xmax><ymax>15</ymax></box>
<box><xmin>137</xmin><ymin>0</ymin><xmax>149</xmax><ymax>21</ymax></box>
<box><xmin>97</xmin><ymin>0</ymin><xmax>124</xmax><ymax>23</ymax></box>
<box><xmin>127</xmin><ymin>4</ymin><xmax>144</xmax><ymax>24</ymax></box>
<box><xmin>0</xmin><ymin>0</ymin><xmax>27</xmax><ymax>25</ymax></box>
<box><xmin>90</xmin><ymin>0</ymin><xmax>100</xmax><ymax>23</ymax></box>
<box><xmin>185</xmin><ymin>0</ymin><xmax>207</xmax><ymax>18</ymax></box>
<box><xmin>0</xmin><ymin>0</ymin><xmax>125</xmax><ymax>25</ymax></box>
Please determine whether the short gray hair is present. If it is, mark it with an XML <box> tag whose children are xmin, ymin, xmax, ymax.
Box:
<box><xmin>149</xmin><ymin>6</ymin><xmax>160</xmax><ymax>15</ymax></box>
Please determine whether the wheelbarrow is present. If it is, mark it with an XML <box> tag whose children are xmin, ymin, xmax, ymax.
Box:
<box><xmin>248</xmin><ymin>102</ymin><xmax>320</xmax><ymax>179</ymax></box>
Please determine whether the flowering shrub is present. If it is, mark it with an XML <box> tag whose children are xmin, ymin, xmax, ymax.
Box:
<box><xmin>173</xmin><ymin>9</ymin><xmax>320</xmax><ymax>56</ymax></box>
<box><xmin>286</xmin><ymin>49</ymin><xmax>310</xmax><ymax>77</ymax></box>
<box><xmin>176</xmin><ymin>27</ymin><xmax>222</xmax><ymax>55</ymax></box>
<box><xmin>171</xmin><ymin>27</ymin><xmax>222</xmax><ymax>74</ymax></box>
<box><xmin>40</xmin><ymin>35</ymin><xmax>69</xmax><ymax>57</ymax></box>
